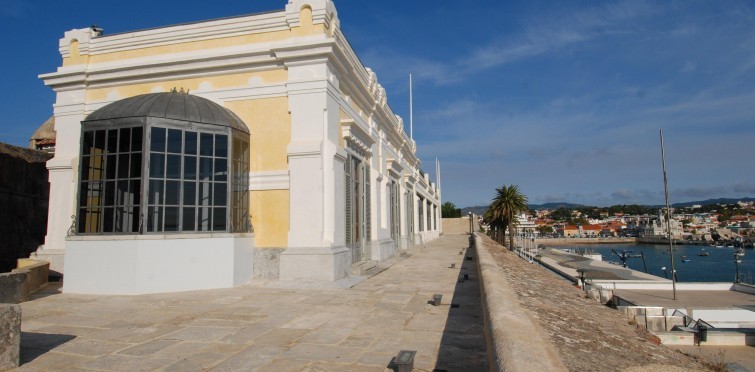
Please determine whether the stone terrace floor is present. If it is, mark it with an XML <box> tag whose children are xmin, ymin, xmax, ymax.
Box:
<box><xmin>17</xmin><ymin>235</ymin><xmax>487</xmax><ymax>371</ymax></box>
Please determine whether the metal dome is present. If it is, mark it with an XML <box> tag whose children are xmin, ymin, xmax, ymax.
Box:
<box><xmin>83</xmin><ymin>92</ymin><xmax>249</xmax><ymax>134</ymax></box>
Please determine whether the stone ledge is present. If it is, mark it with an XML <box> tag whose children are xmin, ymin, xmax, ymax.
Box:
<box><xmin>0</xmin><ymin>272</ymin><xmax>28</xmax><ymax>304</ymax></box>
<box><xmin>0</xmin><ymin>304</ymin><xmax>21</xmax><ymax>370</ymax></box>
<box><xmin>473</xmin><ymin>233</ymin><xmax>568</xmax><ymax>372</ymax></box>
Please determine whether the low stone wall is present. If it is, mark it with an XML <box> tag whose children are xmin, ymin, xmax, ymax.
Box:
<box><xmin>473</xmin><ymin>233</ymin><xmax>567</xmax><ymax>371</ymax></box>
<box><xmin>13</xmin><ymin>259</ymin><xmax>49</xmax><ymax>295</ymax></box>
<box><xmin>0</xmin><ymin>304</ymin><xmax>21</xmax><ymax>370</ymax></box>
<box><xmin>442</xmin><ymin>217</ymin><xmax>475</xmax><ymax>235</ymax></box>
<box><xmin>0</xmin><ymin>272</ymin><xmax>28</xmax><ymax>304</ymax></box>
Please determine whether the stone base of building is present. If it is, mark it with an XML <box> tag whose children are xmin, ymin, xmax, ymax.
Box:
<box><xmin>279</xmin><ymin>246</ymin><xmax>350</xmax><ymax>282</ymax></box>
<box><xmin>30</xmin><ymin>246</ymin><xmax>65</xmax><ymax>276</ymax></box>
<box><xmin>370</xmin><ymin>238</ymin><xmax>397</xmax><ymax>261</ymax></box>
<box><xmin>63</xmin><ymin>234</ymin><xmax>254</xmax><ymax>295</ymax></box>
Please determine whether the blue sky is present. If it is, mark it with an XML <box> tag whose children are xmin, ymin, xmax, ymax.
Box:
<box><xmin>1</xmin><ymin>1</ymin><xmax>753</xmax><ymax>208</ymax></box>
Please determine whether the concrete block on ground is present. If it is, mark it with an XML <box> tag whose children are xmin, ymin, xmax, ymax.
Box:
<box><xmin>0</xmin><ymin>304</ymin><xmax>21</xmax><ymax>370</ymax></box>
<box><xmin>0</xmin><ymin>272</ymin><xmax>28</xmax><ymax>304</ymax></box>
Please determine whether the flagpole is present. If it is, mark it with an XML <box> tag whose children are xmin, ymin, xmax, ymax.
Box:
<box><xmin>660</xmin><ymin>129</ymin><xmax>677</xmax><ymax>300</ymax></box>
<box><xmin>409</xmin><ymin>73</ymin><xmax>413</xmax><ymax>140</ymax></box>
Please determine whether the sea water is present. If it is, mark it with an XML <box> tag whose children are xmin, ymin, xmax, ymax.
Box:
<box><xmin>552</xmin><ymin>243</ymin><xmax>755</xmax><ymax>283</ymax></box>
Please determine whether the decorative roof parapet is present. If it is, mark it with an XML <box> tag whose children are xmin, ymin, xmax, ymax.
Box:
<box><xmin>285</xmin><ymin>0</ymin><xmax>338</xmax><ymax>29</ymax></box>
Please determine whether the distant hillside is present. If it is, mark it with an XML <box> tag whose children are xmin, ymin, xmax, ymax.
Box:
<box><xmin>671</xmin><ymin>197</ymin><xmax>754</xmax><ymax>208</ymax></box>
<box><xmin>529</xmin><ymin>202</ymin><xmax>585</xmax><ymax>210</ymax></box>
<box><xmin>461</xmin><ymin>206</ymin><xmax>488</xmax><ymax>216</ymax></box>
<box><xmin>460</xmin><ymin>198</ymin><xmax>752</xmax><ymax>214</ymax></box>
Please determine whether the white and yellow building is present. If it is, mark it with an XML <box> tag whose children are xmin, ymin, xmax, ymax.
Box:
<box><xmin>35</xmin><ymin>0</ymin><xmax>441</xmax><ymax>294</ymax></box>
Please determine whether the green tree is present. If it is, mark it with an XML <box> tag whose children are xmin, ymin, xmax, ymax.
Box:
<box><xmin>536</xmin><ymin>224</ymin><xmax>553</xmax><ymax>236</ymax></box>
<box><xmin>485</xmin><ymin>184</ymin><xmax>528</xmax><ymax>250</ymax></box>
<box><xmin>441</xmin><ymin>202</ymin><xmax>462</xmax><ymax>218</ymax></box>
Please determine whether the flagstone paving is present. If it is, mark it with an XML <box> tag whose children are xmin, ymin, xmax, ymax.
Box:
<box><xmin>17</xmin><ymin>234</ymin><xmax>487</xmax><ymax>371</ymax></box>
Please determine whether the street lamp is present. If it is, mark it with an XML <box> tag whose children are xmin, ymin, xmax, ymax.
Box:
<box><xmin>468</xmin><ymin>211</ymin><xmax>473</xmax><ymax>235</ymax></box>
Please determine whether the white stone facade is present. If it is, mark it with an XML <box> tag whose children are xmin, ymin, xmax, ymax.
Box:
<box><xmin>36</xmin><ymin>0</ymin><xmax>441</xmax><ymax>294</ymax></box>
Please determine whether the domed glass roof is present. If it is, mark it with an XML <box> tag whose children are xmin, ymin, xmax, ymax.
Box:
<box><xmin>83</xmin><ymin>92</ymin><xmax>249</xmax><ymax>134</ymax></box>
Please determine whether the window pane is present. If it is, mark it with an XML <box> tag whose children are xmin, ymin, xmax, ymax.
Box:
<box><xmin>131</xmin><ymin>127</ymin><xmax>143</xmax><ymax>152</ymax></box>
<box><xmin>213</xmin><ymin>208</ymin><xmax>226</xmax><ymax>231</ymax></box>
<box><xmin>164</xmin><ymin>207</ymin><xmax>179</xmax><ymax>232</ymax></box>
<box><xmin>199</xmin><ymin>157</ymin><xmax>213</xmax><ymax>180</ymax></box>
<box><xmin>119</xmin><ymin>127</ymin><xmax>131</xmax><ymax>153</ymax></box>
<box><xmin>117</xmin><ymin>180</ymin><xmax>128</xmax><ymax>205</ymax></box>
<box><xmin>89</xmin><ymin>156</ymin><xmax>104</xmax><ymax>180</ymax></box>
<box><xmin>215</xmin><ymin>134</ymin><xmax>228</xmax><ymax>157</ymax></box>
<box><xmin>130</xmin><ymin>153</ymin><xmax>142</xmax><ymax>178</ymax></box>
<box><xmin>198</xmin><ymin>182</ymin><xmax>212</xmax><ymax>206</ymax></box>
<box><xmin>149</xmin><ymin>153</ymin><xmax>165</xmax><ymax>178</ymax></box>
<box><xmin>214</xmin><ymin>159</ymin><xmax>227</xmax><ymax>181</ymax></box>
<box><xmin>147</xmin><ymin>206</ymin><xmax>163</xmax><ymax>232</ymax></box>
<box><xmin>198</xmin><ymin>207</ymin><xmax>211</xmax><ymax>231</ymax></box>
<box><xmin>132</xmin><ymin>206</ymin><xmax>140</xmax><ymax>232</ymax></box>
<box><xmin>167</xmin><ymin>129</ymin><xmax>182</xmax><ymax>154</ymax></box>
<box><xmin>149</xmin><ymin>180</ymin><xmax>164</xmax><ymax>204</ymax></box>
<box><xmin>103</xmin><ymin>208</ymin><xmax>114</xmax><ymax>232</ymax></box>
<box><xmin>151</xmin><ymin>127</ymin><xmax>166</xmax><ymax>152</ymax></box>
<box><xmin>104</xmin><ymin>181</ymin><xmax>115</xmax><ymax>206</ymax></box>
<box><xmin>82</xmin><ymin>132</ymin><xmax>94</xmax><ymax>156</ymax></box>
<box><xmin>166</xmin><ymin>155</ymin><xmax>181</xmax><ymax>179</ymax></box>
<box><xmin>78</xmin><ymin>209</ymin><xmax>88</xmax><ymax>233</ymax></box>
<box><xmin>182</xmin><ymin>208</ymin><xmax>196</xmax><ymax>231</ymax></box>
<box><xmin>183</xmin><ymin>181</ymin><xmax>196</xmax><ymax>205</ymax></box>
<box><xmin>200</xmin><ymin>133</ymin><xmax>213</xmax><ymax>156</ymax></box>
<box><xmin>94</xmin><ymin>130</ymin><xmax>106</xmax><ymax>153</ymax></box>
<box><xmin>184</xmin><ymin>156</ymin><xmax>197</xmax><ymax>179</ymax></box>
<box><xmin>165</xmin><ymin>180</ymin><xmax>180</xmax><ymax>205</ymax></box>
<box><xmin>79</xmin><ymin>183</ymin><xmax>89</xmax><ymax>207</ymax></box>
<box><xmin>214</xmin><ymin>183</ymin><xmax>227</xmax><ymax>206</ymax></box>
<box><xmin>185</xmin><ymin>131</ymin><xmax>197</xmax><ymax>155</ymax></box>
<box><xmin>118</xmin><ymin>154</ymin><xmax>130</xmax><ymax>178</ymax></box>
<box><xmin>80</xmin><ymin>157</ymin><xmax>91</xmax><ymax>181</ymax></box>
<box><xmin>107</xmin><ymin>130</ymin><xmax>118</xmax><ymax>153</ymax></box>
<box><xmin>105</xmin><ymin>154</ymin><xmax>117</xmax><ymax>180</ymax></box>
<box><xmin>130</xmin><ymin>180</ymin><xmax>141</xmax><ymax>205</ymax></box>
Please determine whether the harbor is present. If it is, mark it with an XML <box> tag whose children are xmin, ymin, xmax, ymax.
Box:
<box><xmin>514</xmin><ymin>237</ymin><xmax>755</xmax><ymax>363</ymax></box>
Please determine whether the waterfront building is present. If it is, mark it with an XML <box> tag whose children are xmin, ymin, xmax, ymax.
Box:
<box><xmin>33</xmin><ymin>0</ymin><xmax>441</xmax><ymax>294</ymax></box>
<box><xmin>637</xmin><ymin>211</ymin><xmax>683</xmax><ymax>239</ymax></box>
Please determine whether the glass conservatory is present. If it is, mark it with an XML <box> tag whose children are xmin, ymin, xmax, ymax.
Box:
<box><xmin>76</xmin><ymin>91</ymin><xmax>251</xmax><ymax>235</ymax></box>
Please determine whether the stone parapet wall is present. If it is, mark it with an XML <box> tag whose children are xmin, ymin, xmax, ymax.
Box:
<box><xmin>0</xmin><ymin>272</ymin><xmax>28</xmax><ymax>304</ymax></box>
<box><xmin>0</xmin><ymin>143</ymin><xmax>52</xmax><ymax>273</ymax></box>
<box><xmin>0</xmin><ymin>304</ymin><xmax>21</xmax><ymax>370</ymax></box>
<box><xmin>473</xmin><ymin>233</ymin><xmax>568</xmax><ymax>371</ymax></box>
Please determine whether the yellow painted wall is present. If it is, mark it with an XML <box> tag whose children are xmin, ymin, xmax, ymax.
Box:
<box><xmin>251</xmin><ymin>190</ymin><xmax>289</xmax><ymax>247</ymax></box>
<box><xmin>63</xmin><ymin>40</ymin><xmax>89</xmax><ymax>66</ymax></box>
<box><xmin>63</xmin><ymin>7</ymin><xmax>324</xmax><ymax>66</ymax></box>
<box><xmin>85</xmin><ymin>69</ymin><xmax>286</xmax><ymax>102</ymax></box>
<box><xmin>226</xmin><ymin>97</ymin><xmax>291</xmax><ymax>247</ymax></box>
<box><xmin>224</xmin><ymin>97</ymin><xmax>290</xmax><ymax>173</ymax></box>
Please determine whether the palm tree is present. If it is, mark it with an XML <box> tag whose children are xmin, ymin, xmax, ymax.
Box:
<box><xmin>486</xmin><ymin>184</ymin><xmax>528</xmax><ymax>250</ymax></box>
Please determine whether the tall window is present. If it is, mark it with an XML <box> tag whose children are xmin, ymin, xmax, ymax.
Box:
<box><xmin>427</xmin><ymin>200</ymin><xmax>432</xmax><ymax>231</ymax></box>
<box><xmin>79</xmin><ymin>127</ymin><xmax>143</xmax><ymax>233</ymax></box>
<box><xmin>389</xmin><ymin>180</ymin><xmax>400</xmax><ymax>240</ymax></box>
<box><xmin>345</xmin><ymin>154</ymin><xmax>371</xmax><ymax>262</ymax></box>
<box><xmin>417</xmin><ymin>195</ymin><xmax>424</xmax><ymax>232</ymax></box>
<box><xmin>146</xmin><ymin>128</ymin><xmax>229</xmax><ymax>232</ymax></box>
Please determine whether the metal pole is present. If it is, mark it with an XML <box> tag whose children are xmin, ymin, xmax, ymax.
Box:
<box><xmin>660</xmin><ymin>129</ymin><xmax>677</xmax><ymax>300</ymax></box>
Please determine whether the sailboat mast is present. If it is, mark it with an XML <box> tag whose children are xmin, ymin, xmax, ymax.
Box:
<box><xmin>660</xmin><ymin>129</ymin><xmax>677</xmax><ymax>300</ymax></box>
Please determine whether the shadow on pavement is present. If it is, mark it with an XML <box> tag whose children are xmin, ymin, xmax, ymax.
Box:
<box><xmin>433</xmin><ymin>236</ymin><xmax>488</xmax><ymax>371</ymax></box>
<box><xmin>20</xmin><ymin>332</ymin><xmax>76</xmax><ymax>364</ymax></box>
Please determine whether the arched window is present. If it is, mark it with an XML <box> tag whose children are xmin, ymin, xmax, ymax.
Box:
<box><xmin>76</xmin><ymin>92</ymin><xmax>250</xmax><ymax>234</ymax></box>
